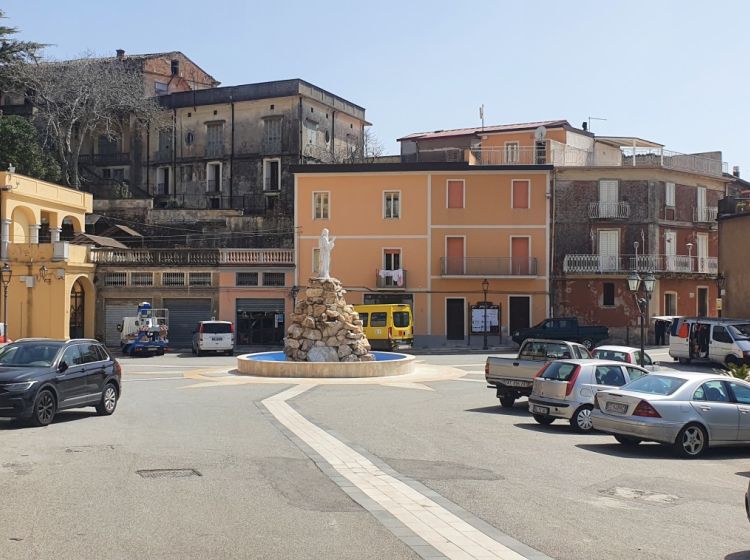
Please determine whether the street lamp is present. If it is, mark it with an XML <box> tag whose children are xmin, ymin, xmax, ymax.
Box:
<box><xmin>716</xmin><ymin>273</ymin><xmax>726</xmax><ymax>318</ymax></box>
<box><xmin>481</xmin><ymin>278</ymin><xmax>489</xmax><ymax>351</ymax></box>
<box><xmin>1</xmin><ymin>263</ymin><xmax>11</xmax><ymax>342</ymax></box>
<box><xmin>628</xmin><ymin>270</ymin><xmax>655</xmax><ymax>366</ymax></box>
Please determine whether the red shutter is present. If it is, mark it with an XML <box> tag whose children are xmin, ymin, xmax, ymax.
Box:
<box><xmin>512</xmin><ymin>181</ymin><xmax>529</xmax><ymax>209</ymax></box>
<box><xmin>447</xmin><ymin>181</ymin><xmax>464</xmax><ymax>208</ymax></box>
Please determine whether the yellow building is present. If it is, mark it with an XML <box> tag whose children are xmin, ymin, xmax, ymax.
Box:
<box><xmin>294</xmin><ymin>162</ymin><xmax>551</xmax><ymax>346</ymax></box>
<box><xmin>1</xmin><ymin>171</ymin><xmax>95</xmax><ymax>340</ymax></box>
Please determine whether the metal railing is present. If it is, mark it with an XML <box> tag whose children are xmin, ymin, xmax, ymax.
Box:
<box><xmin>79</xmin><ymin>152</ymin><xmax>131</xmax><ymax>166</ymax></box>
<box><xmin>693</xmin><ymin>206</ymin><xmax>718</xmax><ymax>222</ymax></box>
<box><xmin>92</xmin><ymin>248</ymin><xmax>294</xmax><ymax>266</ymax></box>
<box><xmin>219</xmin><ymin>249</ymin><xmax>294</xmax><ymax>265</ymax></box>
<box><xmin>471</xmin><ymin>146</ymin><xmax>547</xmax><ymax>166</ymax></box>
<box><xmin>587</xmin><ymin>201</ymin><xmax>631</xmax><ymax>219</ymax></box>
<box><xmin>206</xmin><ymin>143</ymin><xmax>224</xmax><ymax>157</ymax></box>
<box><xmin>440</xmin><ymin>257</ymin><xmax>538</xmax><ymax>276</ymax></box>
<box><xmin>152</xmin><ymin>194</ymin><xmax>280</xmax><ymax>213</ymax></box>
<box><xmin>563</xmin><ymin>254</ymin><xmax>718</xmax><ymax>274</ymax></box>
<box><xmin>375</xmin><ymin>269</ymin><xmax>407</xmax><ymax>289</ymax></box>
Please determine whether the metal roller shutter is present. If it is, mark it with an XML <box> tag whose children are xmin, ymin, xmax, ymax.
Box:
<box><xmin>163</xmin><ymin>298</ymin><xmax>213</xmax><ymax>349</ymax></box>
<box><xmin>236</xmin><ymin>299</ymin><xmax>285</xmax><ymax>313</ymax></box>
<box><xmin>104</xmin><ymin>299</ymin><xmax>152</xmax><ymax>347</ymax></box>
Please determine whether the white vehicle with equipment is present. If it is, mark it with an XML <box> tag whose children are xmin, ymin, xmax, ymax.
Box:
<box><xmin>117</xmin><ymin>302</ymin><xmax>169</xmax><ymax>357</ymax></box>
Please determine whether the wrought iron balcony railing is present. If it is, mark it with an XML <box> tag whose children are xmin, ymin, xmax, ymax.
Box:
<box><xmin>587</xmin><ymin>201</ymin><xmax>630</xmax><ymax>219</ymax></box>
<box><xmin>440</xmin><ymin>257</ymin><xmax>538</xmax><ymax>276</ymax></box>
<box><xmin>91</xmin><ymin>248</ymin><xmax>294</xmax><ymax>266</ymax></box>
<box><xmin>693</xmin><ymin>206</ymin><xmax>718</xmax><ymax>222</ymax></box>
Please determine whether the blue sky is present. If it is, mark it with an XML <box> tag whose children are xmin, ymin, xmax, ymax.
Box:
<box><xmin>6</xmin><ymin>0</ymin><xmax>749</xmax><ymax>173</ymax></box>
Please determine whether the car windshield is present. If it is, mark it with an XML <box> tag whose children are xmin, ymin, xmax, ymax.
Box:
<box><xmin>0</xmin><ymin>343</ymin><xmax>63</xmax><ymax>367</ymax></box>
<box><xmin>728</xmin><ymin>324</ymin><xmax>750</xmax><ymax>340</ymax></box>
<box><xmin>540</xmin><ymin>361</ymin><xmax>578</xmax><ymax>381</ymax></box>
<box><xmin>593</xmin><ymin>349</ymin><xmax>628</xmax><ymax>362</ymax></box>
<box><xmin>202</xmin><ymin>323</ymin><xmax>232</xmax><ymax>334</ymax></box>
<box><xmin>622</xmin><ymin>375</ymin><xmax>687</xmax><ymax>395</ymax></box>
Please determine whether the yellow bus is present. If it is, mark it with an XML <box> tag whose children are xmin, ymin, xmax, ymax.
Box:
<box><xmin>353</xmin><ymin>304</ymin><xmax>413</xmax><ymax>350</ymax></box>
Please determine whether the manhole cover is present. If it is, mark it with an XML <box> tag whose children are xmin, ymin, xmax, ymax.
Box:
<box><xmin>136</xmin><ymin>468</ymin><xmax>202</xmax><ymax>479</ymax></box>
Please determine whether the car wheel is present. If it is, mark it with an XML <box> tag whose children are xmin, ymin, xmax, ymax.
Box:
<box><xmin>678</xmin><ymin>357</ymin><xmax>691</xmax><ymax>365</ymax></box>
<box><xmin>726</xmin><ymin>355</ymin><xmax>740</xmax><ymax>368</ymax></box>
<box><xmin>533</xmin><ymin>414</ymin><xmax>554</xmax><ymax>425</ymax></box>
<box><xmin>674</xmin><ymin>423</ymin><xmax>708</xmax><ymax>458</ymax></box>
<box><xmin>570</xmin><ymin>405</ymin><xmax>594</xmax><ymax>432</ymax></box>
<box><xmin>499</xmin><ymin>394</ymin><xmax>515</xmax><ymax>408</ymax></box>
<box><xmin>29</xmin><ymin>389</ymin><xmax>56</xmax><ymax>427</ymax></box>
<box><xmin>614</xmin><ymin>435</ymin><xmax>642</xmax><ymax>446</ymax></box>
<box><xmin>96</xmin><ymin>383</ymin><xmax>118</xmax><ymax>416</ymax></box>
<box><xmin>581</xmin><ymin>339</ymin><xmax>594</xmax><ymax>350</ymax></box>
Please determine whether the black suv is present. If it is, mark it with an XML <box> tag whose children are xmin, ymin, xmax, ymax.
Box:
<box><xmin>0</xmin><ymin>339</ymin><xmax>122</xmax><ymax>426</ymax></box>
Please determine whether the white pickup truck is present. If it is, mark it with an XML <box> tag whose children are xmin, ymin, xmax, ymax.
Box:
<box><xmin>485</xmin><ymin>338</ymin><xmax>592</xmax><ymax>408</ymax></box>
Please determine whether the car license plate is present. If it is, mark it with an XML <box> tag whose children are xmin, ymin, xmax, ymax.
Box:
<box><xmin>606</xmin><ymin>402</ymin><xmax>628</xmax><ymax>414</ymax></box>
<box><xmin>504</xmin><ymin>380</ymin><xmax>531</xmax><ymax>388</ymax></box>
<box><xmin>212</xmin><ymin>337</ymin><xmax>223</xmax><ymax>342</ymax></box>
<box><xmin>532</xmin><ymin>405</ymin><xmax>549</xmax><ymax>415</ymax></box>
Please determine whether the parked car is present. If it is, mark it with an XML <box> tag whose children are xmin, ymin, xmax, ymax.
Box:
<box><xmin>592</xmin><ymin>372</ymin><xmax>750</xmax><ymax>458</ymax></box>
<box><xmin>591</xmin><ymin>345</ymin><xmax>659</xmax><ymax>370</ymax></box>
<box><xmin>485</xmin><ymin>339</ymin><xmax>591</xmax><ymax>408</ymax></box>
<box><xmin>0</xmin><ymin>338</ymin><xmax>121</xmax><ymax>427</ymax></box>
<box><xmin>511</xmin><ymin>317</ymin><xmax>609</xmax><ymax>350</ymax></box>
<box><xmin>192</xmin><ymin>321</ymin><xmax>235</xmax><ymax>356</ymax></box>
<box><xmin>668</xmin><ymin>317</ymin><xmax>750</xmax><ymax>367</ymax></box>
<box><xmin>528</xmin><ymin>359</ymin><xmax>649</xmax><ymax>431</ymax></box>
<box><xmin>746</xmin><ymin>481</ymin><xmax>750</xmax><ymax>523</ymax></box>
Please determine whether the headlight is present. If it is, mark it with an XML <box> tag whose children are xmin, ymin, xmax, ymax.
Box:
<box><xmin>2</xmin><ymin>381</ymin><xmax>37</xmax><ymax>392</ymax></box>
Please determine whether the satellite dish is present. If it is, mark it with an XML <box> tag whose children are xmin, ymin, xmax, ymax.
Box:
<box><xmin>534</xmin><ymin>126</ymin><xmax>547</xmax><ymax>142</ymax></box>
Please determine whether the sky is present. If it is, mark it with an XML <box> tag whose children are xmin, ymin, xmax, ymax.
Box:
<box><xmin>5</xmin><ymin>0</ymin><xmax>749</xmax><ymax>173</ymax></box>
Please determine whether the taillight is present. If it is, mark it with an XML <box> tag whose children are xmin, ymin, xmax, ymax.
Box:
<box><xmin>565</xmin><ymin>366</ymin><xmax>581</xmax><ymax>396</ymax></box>
<box><xmin>388</xmin><ymin>327</ymin><xmax>393</xmax><ymax>339</ymax></box>
<box><xmin>625</xmin><ymin>354</ymin><xmax>632</xmax><ymax>363</ymax></box>
<box><xmin>633</xmin><ymin>400</ymin><xmax>661</xmax><ymax>418</ymax></box>
<box><xmin>484</xmin><ymin>361</ymin><xmax>489</xmax><ymax>375</ymax></box>
<box><xmin>229</xmin><ymin>323</ymin><xmax>234</xmax><ymax>333</ymax></box>
<box><xmin>114</xmin><ymin>360</ymin><xmax>122</xmax><ymax>375</ymax></box>
<box><xmin>534</xmin><ymin>362</ymin><xmax>551</xmax><ymax>378</ymax></box>
<box><xmin>199</xmin><ymin>324</ymin><xmax>204</xmax><ymax>334</ymax></box>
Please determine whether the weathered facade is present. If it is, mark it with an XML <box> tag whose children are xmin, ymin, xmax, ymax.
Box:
<box><xmin>718</xmin><ymin>195</ymin><xmax>750</xmax><ymax>319</ymax></box>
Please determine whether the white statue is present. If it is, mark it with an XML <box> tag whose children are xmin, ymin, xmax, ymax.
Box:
<box><xmin>318</xmin><ymin>228</ymin><xmax>335</xmax><ymax>279</ymax></box>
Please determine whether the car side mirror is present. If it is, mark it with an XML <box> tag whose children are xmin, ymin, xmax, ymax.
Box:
<box><xmin>58</xmin><ymin>361</ymin><xmax>69</xmax><ymax>373</ymax></box>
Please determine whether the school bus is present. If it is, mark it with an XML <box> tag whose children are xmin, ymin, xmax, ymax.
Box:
<box><xmin>353</xmin><ymin>304</ymin><xmax>413</xmax><ymax>350</ymax></box>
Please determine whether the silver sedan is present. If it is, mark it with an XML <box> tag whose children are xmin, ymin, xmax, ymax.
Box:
<box><xmin>592</xmin><ymin>372</ymin><xmax>750</xmax><ymax>458</ymax></box>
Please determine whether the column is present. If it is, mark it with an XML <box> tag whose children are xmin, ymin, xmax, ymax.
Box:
<box><xmin>29</xmin><ymin>224</ymin><xmax>41</xmax><ymax>244</ymax></box>
<box><xmin>0</xmin><ymin>219</ymin><xmax>9</xmax><ymax>260</ymax></box>
<box><xmin>51</xmin><ymin>227</ymin><xmax>61</xmax><ymax>243</ymax></box>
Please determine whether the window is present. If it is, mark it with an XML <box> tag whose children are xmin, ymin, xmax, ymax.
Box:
<box><xmin>79</xmin><ymin>343</ymin><xmax>100</xmax><ymax>364</ymax></box>
<box><xmin>60</xmin><ymin>345</ymin><xmax>83</xmax><ymax>368</ymax></box>
<box><xmin>371</xmin><ymin>312</ymin><xmax>387</xmax><ymax>327</ymax></box>
<box><xmin>664</xmin><ymin>292</ymin><xmax>677</xmax><ymax>316</ymax></box>
<box><xmin>625</xmin><ymin>366</ymin><xmax>648</xmax><ymax>382</ymax></box>
<box><xmin>693</xmin><ymin>380</ymin><xmax>729</xmax><ymax>402</ymax></box>
<box><xmin>206</xmin><ymin>162</ymin><xmax>222</xmax><ymax>193</ymax></box>
<box><xmin>540</xmin><ymin>361</ymin><xmax>579</xmax><ymax>381</ymax></box>
<box><xmin>263</xmin><ymin>158</ymin><xmax>281</xmax><ymax>191</ymax></box>
<box><xmin>206</xmin><ymin>123</ymin><xmax>224</xmax><ymax>156</ymax></box>
<box><xmin>156</xmin><ymin>167</ymin><xmax>170</xmax><ymax>195</ymax></box>
<box><xmin>505</xmin><ymin>142</ymin><xmax>520</xmax><ymax>164</ymax></box>
<box><xmin>181</xmin><ymin>165</ymin><xmax>193</xmax><ymax>182</ymax></box>
<box><xmin>103</xmin><ymin>168</ymin><xmax>125</xmax><ymax>181</ymax></box>
<box><xmin>236</xmin><ymin>272</ymin><xmax>259</xmax><ymax>286</ymax></box>
<box><xmin>158</xmin><ymin>129</ymin><xmax>172</xmax><ymax>153</ymax></box>
<box><xmin>314</xmin><ymin>192</ymin><xmax>329</xmax><ymax>219</ymax></box>
<box><xmin>665</xmin><ymin>182</ymin><xmax>675</xmax><ymax>207</ymax></box>
<box><xmin>357</xmin><ymin>312</ymin><xmax>369</xmax><ymax>327</ymax></box>
<box><xmin>131</xmin><ymin>272</ymin><xmax>154</xmax><ymax>287</ymax></box>
<box><xmin>154</xmin><ymin>81</ymin><xmax>168</xmax><ymax>95</ymax></box>
<box><xmin>393</xmin><ymin>312</ymin><xmax>410</xmax><ymax>328</ymax></box>
<box><xmin>98</xmin><ymin>135</ymin><xmax>119</xmax><ymax>155</ymax></box>
<box><xmin>626</xmin><ymin>375</ymin><xmax>687</xmax><ymax>395</ymax></box>
<box><xmin>729</xmin><ymin>382</ymin><xmax>750</xmax><ymax>405</ymax></box>
<box><xmin>189</xmin><ymin>272</ymin><xmax>212</xmax><ymax>287</ymax></box>
<box><xmin>511</xmin><ymin>180</ymin><xmax>529</xmax><ymax>209</ymax></box>
<box><xmin>103</xmin><ymin>272</ymin><xmax>127</xmax><ymax>287</ymax></box>
<box><xmin>384</xmin><ymin>192</ymin><xmax>400</xmax><ymax>219</ymax></box>
<box><xmin>603</xmin><ymin>282</ymin><xmax>615</xmax><ymax>307</ymax></box>
<box><xmin>312</xmin><ymin>248</ymin><xmax>320</xmax><ymax>274</ymax></box>
<box><xmin>633</xmin><ymin>351</ymin><xmax>653</xmax><ymax>366</ymax></box>
<box><xmin>594</xmin><ymin>365</ymin><xmax>626</xmax><ymax>386</ymax></box>
<box><xmin>447</xmin><ymin>180</ymin><xmax>464</xmax><ymax>208</ymax></box>
<box><xmin>263</xmin><ymin>118</ymin><xmax>282</xmax><ymax>153</ymax></box>
<box><xmin>162</xmin><ymin>272</ymin><xmax>185</xmax><ymax>287</ymax></box>
<box><xmin>262</xmin><ymin>272</ymin><xmax>285</xmax><ymax>287</ymax></box>
<box><xmin>712</xmin><ymin>326</ymin><xmax>733</xmax><ymax>343</ymax></box>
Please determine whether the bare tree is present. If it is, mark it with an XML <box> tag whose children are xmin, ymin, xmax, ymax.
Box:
<box><xmin>7</xmin><ymin>54</ymin><xmax>168</xmax><ymax>188</ymax></box>
<box><xmin>311</xmin><ymin>127</ymin><xmax>387</xmax><ymax>164</ymax></box>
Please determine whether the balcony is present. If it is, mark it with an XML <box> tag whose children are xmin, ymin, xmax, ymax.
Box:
<box><xmin>440</xmin><ymin>257</ymin><xmax>538</xmax><ymax>276</ymax></box>
<box><xmin>79</xmin><ymin>152</ymin><xmax>131</xmax><ymax>166</ymax></box>
<box><xmin>563</xmin><ymin>254</ymin><xmax>718</xmax><ymax>275</ymax></box>
<box><xmin>693</xmin><ymin>206</ymin><xmax>718</xmax><ymax>223</ymax></box>
<box><xmin>587</xmin><ymin>201</ymin><xmax>631</xmax><ymax>219</ymax></box>
<box><xmin>91</xmin><ymin>248</ymin><xmax>294</xmax><ymax>267</ymax></box>
<box><xmin>375</xmin><ymin>269</ymin><xmax>407</xmax><ymax>289</ymax></box>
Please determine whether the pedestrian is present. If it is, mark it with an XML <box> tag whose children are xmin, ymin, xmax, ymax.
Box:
<box><xmin>654</xmin><ymin>320</ymin><xmax>666</xmax><ymax>346</ymax></box>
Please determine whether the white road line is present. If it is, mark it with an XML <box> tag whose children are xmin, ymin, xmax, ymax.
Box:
<box><xmin>123</xmin><ymin>377</ymin><xmax>186</xmax><ymax>382</ymax></box>
<box><xmin>454</xmin><ymin>378</ymin><xmax>487</xmax><ymax>383</ymax></box>
<box><xmin>263</xmin><ymin>386</ymin><xmax>535</xmax><ymax>560</ymax></box>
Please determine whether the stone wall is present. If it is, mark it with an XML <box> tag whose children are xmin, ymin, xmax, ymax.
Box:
<box><xmin>284</xmin><ymin>277</ymin><xmax>373</xmax><ymax>362</ymax></box>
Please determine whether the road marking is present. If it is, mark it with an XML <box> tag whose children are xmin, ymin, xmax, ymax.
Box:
<box><xmin>263</xmin><ymin>386</ymin><xmax>547</xmax><ymax>560</ymax></box>
<box><xmin>454</xmin><ymin>378</ymin><xmax>486</xmax><ymax>383</ymax></box>
<box><xmin>123</xmin><ymin>377</ymin><xmax>187</xmax><ymax>382</ymax></box>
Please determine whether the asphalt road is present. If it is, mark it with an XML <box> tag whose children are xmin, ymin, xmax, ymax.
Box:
<box><xmin>1</xmin><ymin>349</ymin><xmax>748</xmax><ymax>560</ymax></box>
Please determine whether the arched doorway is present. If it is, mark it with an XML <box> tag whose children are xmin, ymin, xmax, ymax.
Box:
<box><xmin>70</xmin><ymin>280</ymin><xmax>85</xmax><ymax>339</ymax></box>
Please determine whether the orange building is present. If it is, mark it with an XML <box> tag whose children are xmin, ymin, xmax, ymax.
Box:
<box><xmin>294</xmin><ymin>162</ymin><xmax>551</xmax><ymax>346</ymax></box>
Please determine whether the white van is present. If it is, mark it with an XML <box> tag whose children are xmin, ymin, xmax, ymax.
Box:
<box><xmin>669</xmin><ymin>317</ymin><xmax>750</xmax><ymax>367</ymax></box>
<box><xmin>192</xmin><ymin>321</ymin><xmax>235</xmax><ymax>356</ymax></box>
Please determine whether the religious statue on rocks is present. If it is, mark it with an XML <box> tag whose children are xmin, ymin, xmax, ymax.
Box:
<box><xmin>318</xmin><ymin>228</ymin><xmax>335</xmax><ymax>279</ymax></box>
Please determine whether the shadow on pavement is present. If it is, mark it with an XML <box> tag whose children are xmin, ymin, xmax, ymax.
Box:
<box><xmin>577</xmin><ymin>442</ymin><xmax>750</xmax><ymax>460</ymax></box>
<box><xmin>0</xmin><ymin>409</ymin><xmax>97</xmax><ymax>430</ymax></box>
<box><xmin>465</xmin><ymin>403</ymin><xmax>529</xmax><ymax>417</ymax></box>
<box><xmin>514</xmin><ymin>422</ymin><xmax>610</xmax><ymax>436</ymax></box>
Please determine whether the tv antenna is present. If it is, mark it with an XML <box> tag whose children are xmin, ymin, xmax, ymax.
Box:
<box><xmin>587</xmin><ymin>116</ymin><xmax>607</xmax><ymax>132</ymax></box>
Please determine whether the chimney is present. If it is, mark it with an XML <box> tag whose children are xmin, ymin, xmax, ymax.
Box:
<box><xmin>733</xmin><ymin>165</ymin><xmax>740</xmax><ymax>178</ymax></box>
<box><xmin>116</xmin><ymin>49</ymin><xmax>125</xmax><ymax>60</ymax></box>
<box><xmin>581</xmin><ymin>121</ymin><xmax>587</xmax><ymax>131</ymax></box>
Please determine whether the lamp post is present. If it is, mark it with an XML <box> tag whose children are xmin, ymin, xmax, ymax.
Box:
<box><xmin>481</xmin><ymin>279</ymin><xmax>489</xmax><ymax>351</ymax></box>
<box><xmin>1</xmin><ymin>263</ymin><xmax>11</xmax><ymax>342</ymax></box>
<box><xmin>627</xmin><ymin>270</ymin><xmax>655</xmax><ymax>366</ymax></box>
<box><xmin>715</xmin><ymin>272</ymin><xmax>726</xmax><ymax>318</ymax></box>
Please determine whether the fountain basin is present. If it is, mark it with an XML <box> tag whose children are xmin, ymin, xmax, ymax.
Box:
<box><xmin>236</xmin><ymin>351</ymin><xmax>415</xmax><ymax>378</ymax></box>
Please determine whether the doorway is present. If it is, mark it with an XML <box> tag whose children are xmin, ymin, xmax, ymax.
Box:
<box><xmin>509</xmin><ymin>296</ymin><xmax>531</xmax><ymax>336</ymax></box>
<box><xmin>69</xmin><ymin>280</ymin><xmax>85</xmax><ymax>339</ymax></box>
<box><xmin>446</xmin><ymin>298</ymin><xmax>465</xmax><ymax>340</ymax></box>
<box><xmin>697</xmin><ymin>287</ymin><xmax>709</xmax><ymax>317</ymax></box>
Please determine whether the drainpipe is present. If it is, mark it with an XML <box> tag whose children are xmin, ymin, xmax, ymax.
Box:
<box><xmin>145</xmin><ymin>122</ymin><xmax>150</xmax><ymax>193</ymax></box>
<box><xmin>331</xmin><ymin>110</ymin><xmax>335</xmax><ymax>161</ymax></box>
<box><xmin>229</xmin><ymin>95</ymin><xmax>235</xmax><ymax>204</ymax></box>
<box><xmin>549</xmin><ymin>169</ymin><xmax>557</xmax><ymax>317</ymax></box>
<box><xmin>171</xmin><ymin>108</ymin><xmax>177</xmax><ymax>196</ymax></box>
<box><xmin>298</xmin><ymin>96</ymin><xmax>303</xmax><ymax>164</ymax></box>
